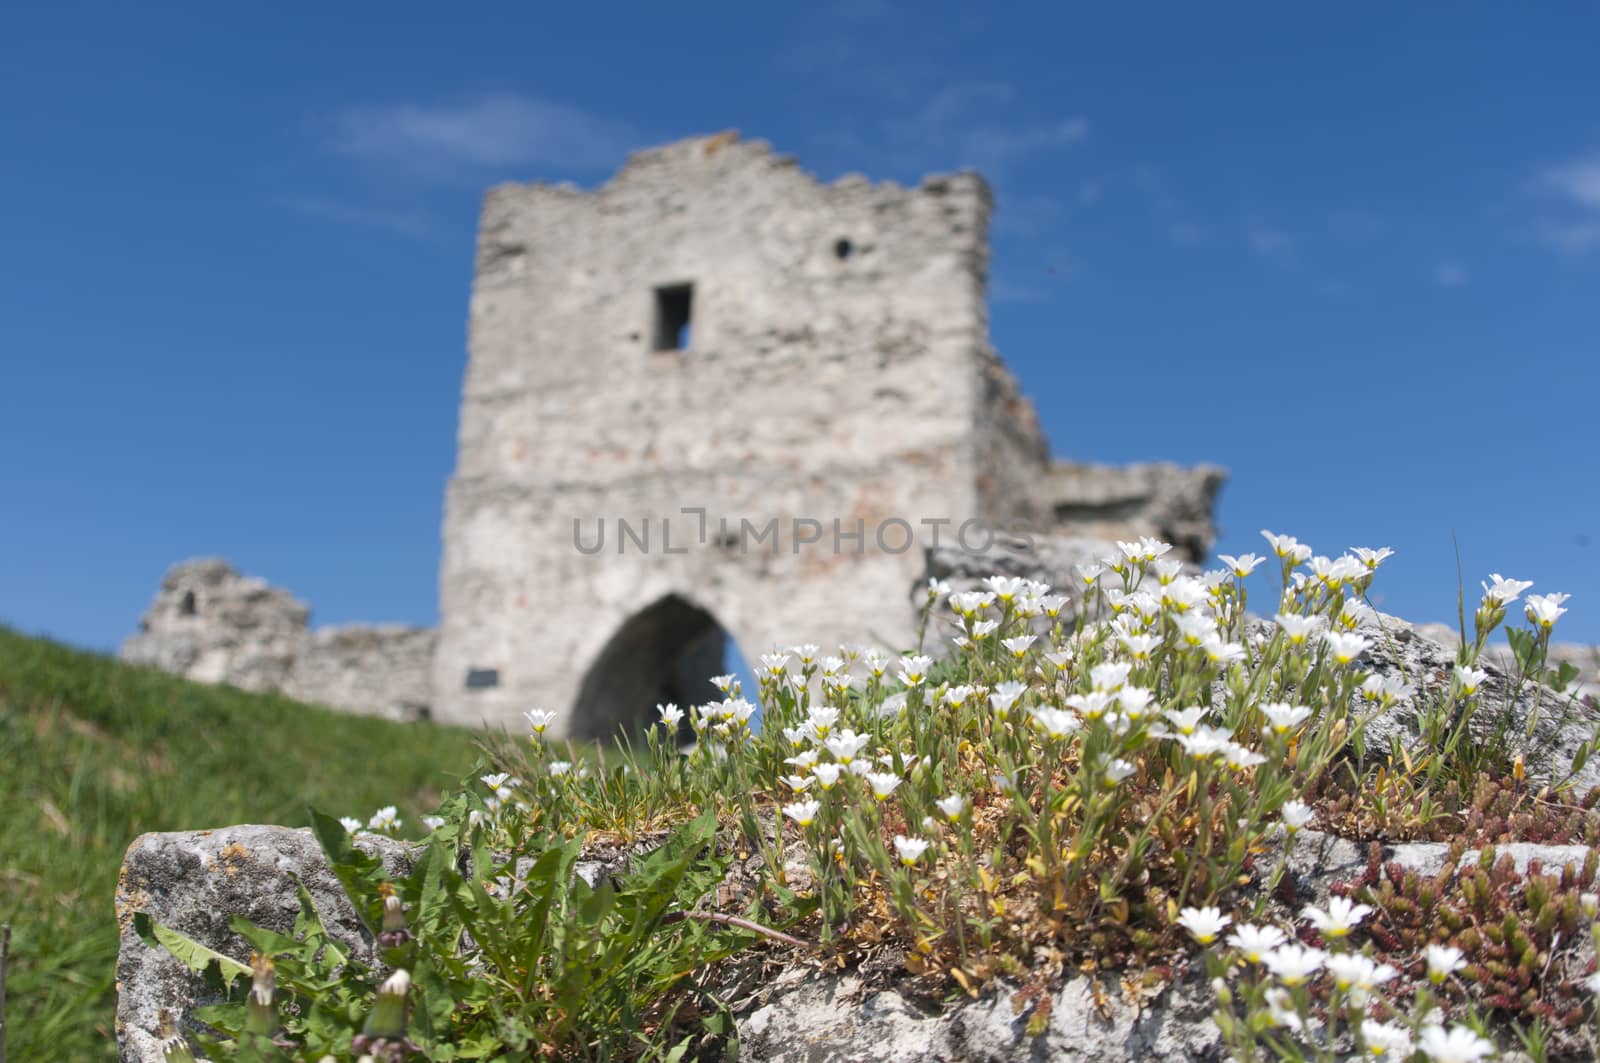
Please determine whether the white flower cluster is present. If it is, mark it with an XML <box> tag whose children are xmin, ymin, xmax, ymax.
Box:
<box><xmin>1186</xmin><ymin>899</ymin><xmax>1494</xmax><ymax>1061</ymax></box>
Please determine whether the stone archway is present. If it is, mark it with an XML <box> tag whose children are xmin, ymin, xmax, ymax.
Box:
<box><xmin>570</xmin><ymin>594</ymin><xmax>731</xmax><ymax>740</ymax></box>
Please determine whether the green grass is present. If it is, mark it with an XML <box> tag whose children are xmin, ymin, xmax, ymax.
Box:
<box><xmin>0</xmin><ymin>626</ymin><xmax>485</xmax><ymax>1060</ymax></box>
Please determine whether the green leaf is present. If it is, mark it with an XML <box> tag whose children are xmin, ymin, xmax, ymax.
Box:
<box><xmin>134</xmin><ymin>911</ymin><xmax>251</xmax><ymax>990</ymax></box>
<box><xmin>308</xmin><ymin>807</ymin><xmax>390</xmax><ymax>936</ymax></box>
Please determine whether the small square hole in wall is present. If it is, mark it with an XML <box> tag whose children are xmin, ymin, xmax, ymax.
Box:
<box><xmin>653</xmin><ymin>283</ymin><xmax>694</xmax><ymax>351</ymax></box>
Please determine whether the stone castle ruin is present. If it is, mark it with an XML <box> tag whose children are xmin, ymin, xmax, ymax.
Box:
<box><xmin>124</xmin><ymin>133</ymin><xmax>1225</xmax><ymax>737</ymax></box>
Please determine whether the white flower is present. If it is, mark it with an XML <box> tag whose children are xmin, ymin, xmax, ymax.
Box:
<box><xmin>1416</xmin><ymin>1024</ymin><xmax>1495</xmax><ymax>1063</ymax></box>
<box><xmin>971</xmin><ymin>619</ymin><xmax>1000</xmax><ymax>639</ymax></box>
<box><xmin>1226</xmin><ymin>923</ymin><xmax>1287</xmax><ymax>963</ymax></box>
<box><xmin>1262</xmin><ymin>943</ymin><xmax>1324</xmax><ymax>985</ymax></box>
<box><xmin>760</xmin><ymin>652</ymin><xmax>791</xmax><ymax>675</ymax></box>
<box><xmin>806</xmin><ymin>706</ymin><xmax>840</xmax><ymax>738</ymax></box>
<box><xmin>897</xmin><ymin>655</ymin><xmax>933</xmax><ymax>687</ymax></box>
<box><xmin>1175</xmin><ymin>613</ymin><xmax>1217</xmax><ymax>647</ymax></box>
<box><xmin>1263</xmin><ymin>987</ymin><xmax>1303</xmax><ymax>1031</ymax></box>
<box><xmin>1275</xmin><ymin>613</ymin><xmax>1325</xmax><ymax>646</ymax></box>
<box><xmin>1090</xmin><ymin>661</ymin><xmax>1132</xmax><ymax>691</ymax></box>
<box><xmin>1325</xmin><ymin>952</ymin><xmax>1397</xmax><ymax>993</ymax></box>
<box><xmin>1339</xmin><ymin>599</ymin><xmax>1377</xmax><ymax>630</ymax></box>
<box><xmin>523</xmin><ymin>709</ymin><xmax>558</xmax><ymax>734</ymax></box>
<box><xmin>984</xmin><ymin>575</ymin><xmax>1028</xmax><ymax>602</ymax></box>
<box><xmin>1076</xmin><ymin>561</ymin><xmax>1106</xmax><ymax>586</ymax></box>
<box><xmin>825</xmin><ymin>729</ymin><xmax>871</xmax><ymax>764</ymax></box>
<box><xmin>367</xmin><ymin>806</ymin><xmax>401</xmax><ymax>833</ymax></box>
<box><xmin>422</xmin><ymin>815</ymin><xmax>446</xmax><ymax>831</ymax></box>
<box><xmin>936</xmin><ymin>794</ymin><xmax>965</xmax><ymax>821</ymax></box>
<box><xmin>1525</xmin><ymin>592</ymin><xmax>1570</xmax><ymax>630</ymax></box>
<box><xmin>925</xmin><ymin>578</ymin><xmax>952</xmax><ymax>602</ymax></box>
<box><xmin>812</xmin><ymin>763</ymin><xmax>843</xmax><ymax>789</ymax></box>
<box><xmin>1223</xmin><ymin>743</ymin><xmax>1266</xmax><ymax>771</ymax></box>
<box><xmin>339</xmin><ymin>816</ymin><xmax>362</xmax><ymax>833</ymax></box>
<box><xmin>893</xmin><ymin>835</ymin><xmax>930</xmax><ymax>866</ymax></box>
<box><xmin>1176</xmin><ymin>905</ymin><xmax>1231</xmax><ymax>945</ymax></box>
<box><xmin>1361</xmin><ymin>1019</ymin><xmax>1413</xmax><ymax>1057</ymax></box>
<box><xmin>1424</xmin><ymin>944</ymin><xmax>1466</xmax><ymax>983</ymax></box>
<box><xmin>1323</xmin><ymin>631</ymin><xmax>1371</xmax><ymax>666</ymax></box>
<box><xmin>950</xmin><ymin>591</ymin><xmax>995</xmax><ymax>616</ymax></box>
<box><xmin>1280</xmin><ymin>799</ymin><xmax>1314</xmax><ymax>831</ymax></box>
<box><xmin>1454</xmin><ymin>665</ymin><xmax>1489</xmax><ymax>695</ymax></box>
<box><xmin>1481</xmin><ymin>573</ymin><xmax>1533</xmax><ymax>606</ymax></box>
<box><xmin>1067</xmin><ymin>690</ymin><xmax>1115</xmax><ymax>720</ymax></box>
<box><xmin>1261</xmin><ymin>529</ymin><xmax>1312</xmax><ymax>563</ymax></box>
<box><xmin>784</xmin><ymin>749</ymin><xmax>819</xmax><ymax>771</ymax></box>
<box><xmin>1351</xmin><ymin>546</ymin><xmax>1395</xmax><ymax>570</ymax></box>
<box><xmin>865</xmin><ymin>772</ymin><xmax>902</xmax><ymax>801</ymax></box>
<box><xmin>1175</xmin><ymin>725</ymin><xmax>1234</xmax><ymax>760</ymax></box>
<box><xmin>989</xmin><ymin>679</ymin><xmax>1027</xmax><ymax>718</ymax></box>
<box><xmin>1119</xmin><ymin>633</ymin><xmax>1160</xmax><ymax>659</ymax></box>
<box><xmin>1585</xmin><ymin>971</ymin><xmax>1600</xmax><ymax>994</ymax></box>
<box><xmin>1103</xmin><ymin>758</ymin><xmax>1137</xmax><ymax>786</ymax></box>
<box><xmin>1220</xmin><ymin>552</ymin><xmax>1265</xmax><ymax>578</ymax></box>
<box><xmin>547</xmin><ymin>760</ymin><xmax>573</xmax><ymax>777</ymax></box>
<box><xmin>1201</xmin><ymin>636</ymin><xmax>1246</xmax><ymax>665</ymax></box>
<box><xmin>1302</xmin><ymin>895</ymin><xmax>1372</xmax><ymax>938</ymax></box>
<box><xmin>657</xmin><ymin>704</ymin><xmax>685</xmax><ymax>729</ymax></box>
<box><xmin>782</xmin><ymin>800</ymin><xmax>821</xmax><ymax>827</ymax></box>
<box><xmin>1032</xmin><ymin>707</ymin><xmax>1082</xmax><ymax>738</ymax></box>
<box><xmin>1042</xmin><ymin>649</ymin><xmax>1074</xmax><ymax>671</ymax></box>
<box><xmin>1260</xmin><ymin>702</ymin><xmax>1313</xmax><ymax>733</ymax></box>
<box><xmin>782</xmin><ymin>774</ymin><xmax>815</xmax><ymax>792</ymax></box>
<box><xmin>1360</xmin><ymin>673</ymin><xmax>1415</xmax><ymax>706</ymax></box>
<box><xmin>480</xmin><ymin>772</ymin><xmax>512</xmax><ymax>790</ymax></box>
<box><xmin>1163</xmin><ymin>706</ymin><xmax>1209</xmax><ymax>735</ymax></box>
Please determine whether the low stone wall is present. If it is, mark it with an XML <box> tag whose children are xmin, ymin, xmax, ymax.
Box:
<box><xmin>283</xmin><ymin>625</ymin><xmax>439</xmax><ymax>722</ymax></box>
<box><xmin>121</xmin><ymin>559</ymin><xmax>436</xmax><ymax>721</ymax></box>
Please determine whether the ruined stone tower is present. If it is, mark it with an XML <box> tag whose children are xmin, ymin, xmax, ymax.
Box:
<box><xmin>434</xmin><ymin>133</ymin><xmax>1060</xmax><ymax>737</ymax></box>
<box><xmin>123</xmin><ymin>134</ymin><xmax>1224</xmax><ymax>729</ymax></box>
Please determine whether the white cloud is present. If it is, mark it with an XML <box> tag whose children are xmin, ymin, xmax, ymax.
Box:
<box><xmin>282</xmin><ymin>197</ymin><xmax>440</xmax><ymax>240</ymax></box>
<box><xmin>1535</xmin><ymin>220</ymin><xmax>1600</xmax><ymax>254</ymax></box>
<box><xmin>1247</xmin><ymin>221</ymin><xmax>1294</xmax><ymax>261</ymax></box>
<box><xmin>326</xmin><ymin>94</ymin><xmax>636</xmax><ymax>179</ymax></box>
<box><xmin>872</xmin><ymin>82</ymin><xmax>1087</xmax><ymax>176</ymax></box>
<box><xmin>1543</xmin><ymin>158</ymin><xmax>1600</xmax><ymax>210</ymax></box>
<box><xmin>1434</xmin><ymin>260</ymin><xmax>1469</xmax><ymax>287</ymax></box>
<box><xmin>1533</xmin><ymin>155</ymin><xmax>1600</xmax><ymax>254</ymax></box>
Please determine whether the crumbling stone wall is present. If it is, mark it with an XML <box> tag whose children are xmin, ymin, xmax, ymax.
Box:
<box><xmin>122</xmin><ymin>560</ymin><xmax>435</xmax><ymax>721</ymax></box>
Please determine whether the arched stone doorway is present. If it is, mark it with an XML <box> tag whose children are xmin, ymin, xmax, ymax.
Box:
<box><xmin>570</xmin><ymin>594</ymin><xmax>734</xmax><ymax>741</ymax></box>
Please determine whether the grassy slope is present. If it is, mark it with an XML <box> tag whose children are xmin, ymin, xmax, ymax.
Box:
<box><xmin>0</xmin><ymin>627</ymin><xmax>485</xmax><ymax>1060</ymax></box>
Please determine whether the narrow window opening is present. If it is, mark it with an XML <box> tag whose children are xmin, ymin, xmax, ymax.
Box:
<box><xmin>653</xmin><ymin>283</ymin><xmax>694</xmax><ymax>351</ymax></box>
<box><xmin>179</xmin><ymin>591</ymin><xmax>197</xmax><ymax>617</ymax></box>
<box><xmin>464</xmin><ymin>667</ymin><xmax>500</xmax><ymax>691</ymax></box>
<box><xmin>833</xmin><ymin>238</ymin><xmax>854</xmax><ymax>261</ymax></box>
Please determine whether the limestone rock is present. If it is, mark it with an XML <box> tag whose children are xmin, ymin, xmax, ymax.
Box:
<box><xmin>114</xmin><ymin>825</ymin><xmax>417</xmax><ymax>1062</ymax></box>
<box><xmin>737</xmin><ymin>969</ymin><xmax>1222</xmax><ymax>1062</ymax></box>
<box><xmin>1350</xmin><ymin>612</ymin><xmax>1600</xmax><ymax>791</ymax></box>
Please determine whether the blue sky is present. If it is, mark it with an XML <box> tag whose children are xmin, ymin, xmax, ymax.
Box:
<box><xmin>3</xmin><ymin>3</ymin><xmax>1598</xmax><ymax>652</ymax></box>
